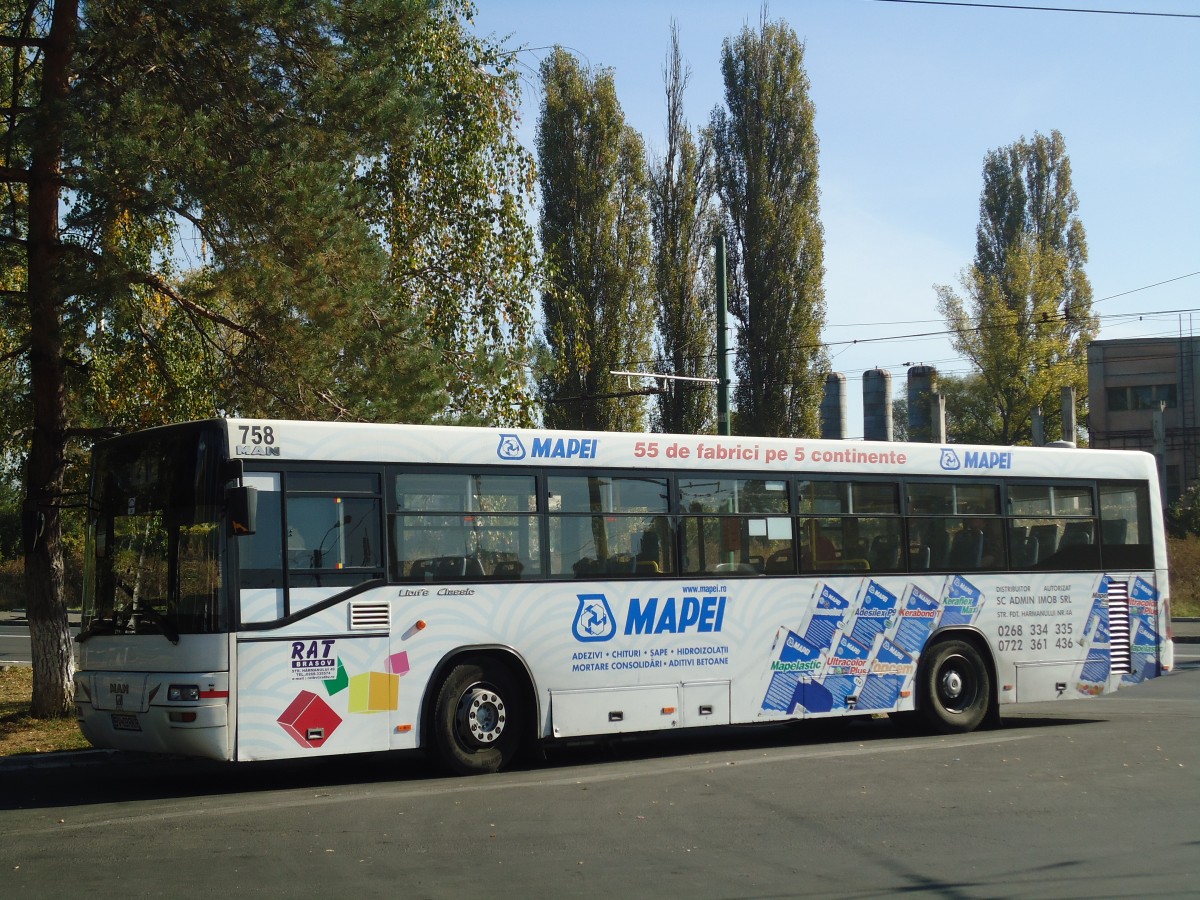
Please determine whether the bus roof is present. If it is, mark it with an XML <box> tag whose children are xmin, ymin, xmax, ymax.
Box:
<box><xmin>210</xmin><ymin>418</ymin><xmax>1161</xmax><ymax>484</ymax></box>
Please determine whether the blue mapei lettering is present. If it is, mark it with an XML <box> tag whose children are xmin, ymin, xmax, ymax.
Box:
<box><xmin>531</xmin><ymin>436</ymin><xmax>598</xmax><ymax>459</ymax></box>
<box><xmin>624</xmin><ymin>596</ymin><xmax>727</xmax><ymax>635</ymax></box>
<box><xmin>963</xmin><ymin>450</ymin><xmax>1012</xmax><ymax>470</ymax></box>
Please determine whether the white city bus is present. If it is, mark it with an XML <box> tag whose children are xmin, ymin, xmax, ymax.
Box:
<box><xmin>74</xmin><ymin>419</ymin><xmax>1174</xmax><ymax>774</ymax></box>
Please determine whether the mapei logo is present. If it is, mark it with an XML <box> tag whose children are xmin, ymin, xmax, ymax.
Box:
<box><xmin>571</xmin><ymin>593</ymin><xmax>728</xmax><ymax>642</ymax></box>
<box><xmin>961</xmin><ymin>450</ymin><xmax>1013</xmax><ymax>470</ymax></box>
<box><xmin>496</xmin><ymin>434</ymin><xmax>526</xmax><ymax>461</ymax></box>
<box><xmin>572</xmin><ymin>594</ymin><xmax>616</xmax><ymax>642</ymax></box>
<box><xmin>943</xmin><ymin>446</ymin><xmax>1014</xmax><ymax>471</ymax></box>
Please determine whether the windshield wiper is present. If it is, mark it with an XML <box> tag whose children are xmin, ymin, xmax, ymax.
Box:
<box><xmin>137</xmin><ymin>606</ymin><xmax>180</xmax><ymax>645</ymax></box>
<box><xmin>75</xmin><ymin>607</ymin><xmax>180</xmax><ymax>644</ymax></box>
<box><xmin>75</xmin><ymin>618</ymin><xmax>116</xmax><ymax>643</ymax></box>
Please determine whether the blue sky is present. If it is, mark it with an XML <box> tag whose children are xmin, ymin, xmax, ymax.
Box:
<box><xmin>471</xmin><ymin>0</ymin><xmax>1199</xmax><ymax>437</ymax></box>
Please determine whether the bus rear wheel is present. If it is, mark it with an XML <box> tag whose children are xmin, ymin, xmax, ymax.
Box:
<box><xmin>431</xmin><ymin>659</ymin><xmax>523</xmax><ymax>775</ymax></box>
<box><xmin>917</xmin><ymin>639</ymin><xmax>990</xmax><ymax>734</ymax></box>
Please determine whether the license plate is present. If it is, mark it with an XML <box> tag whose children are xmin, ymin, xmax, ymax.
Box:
<box><xmin>111</xmin><ymin>713</ymin><xmax>142</xmax><ymax>732</ymax></box>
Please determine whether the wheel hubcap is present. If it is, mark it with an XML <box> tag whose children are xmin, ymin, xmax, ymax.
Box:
<box><xmin>941</xmin><ymin>668</ymin><xmax>964</xmax><ymax>701</ymax></box>
<box><xmin>457</xmin><ymin>686</ymin><xmax>506</xmax><ymax>746</ymax></box>
<box><xmin>937</xmin><ymin>656</ymin><xmax>975</xmax><ymax>712</ymax></box>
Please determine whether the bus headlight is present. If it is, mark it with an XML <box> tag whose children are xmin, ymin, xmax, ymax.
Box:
<box><xmin>168</xmin><ymin>684</ymin><xmax>200</xmax><ymax>702</ymax></box>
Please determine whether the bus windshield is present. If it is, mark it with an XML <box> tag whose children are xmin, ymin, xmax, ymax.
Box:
<box><xmin>81</xmin><ymin>423</ymin><xmax>227</xmax><ymax>638</ymax></box>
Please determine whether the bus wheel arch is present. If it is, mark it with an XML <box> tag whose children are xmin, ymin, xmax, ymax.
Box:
<box><xmin>915</xmin><ymin>631</ymin><xmax>996</xmax><ymax>734</ymax></box>
<box><xmin>423</xmin><ymin>649</ymin><xmax>537</xmax><ymax>776</ymax></box>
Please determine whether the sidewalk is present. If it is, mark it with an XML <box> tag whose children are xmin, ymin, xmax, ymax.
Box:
<box><xmin>0</xmin><ymin>608</ymin><xmax>82</xmax><ymax>627</ymax></box>
<box><xmin>1173</xmin><ymin>618</ymin><xmax>1200</xmax><ymax>643</ymax></box>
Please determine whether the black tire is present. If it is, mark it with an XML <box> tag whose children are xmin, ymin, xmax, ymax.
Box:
<box><xmin>430</xmin><ymin>659</ymin><xmax>523</xmax><ymax>776</ymax></box>
<box><xmin>917</xmin><ymin>639</ymin><xmax>991</xmax><ymax>734</ymax></box>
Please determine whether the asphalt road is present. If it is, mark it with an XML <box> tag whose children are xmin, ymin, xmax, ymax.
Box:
<box><xmin>2</xmin><ymin>664</ymin><xmax>1198</xmax><ymax>899</ymax></box>
<box><xmin>0</xmin><ymin>623</ymin><xmax>78</xmax><ymax>665</ymax></box>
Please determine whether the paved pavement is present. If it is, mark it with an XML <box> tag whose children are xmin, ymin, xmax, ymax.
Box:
<box><xmin>1174</xmin><ymin>618</ymin><xmax>1200</xmax><ymax>642</ymax></box>
<box><xmin>0</xmin><ymin>609</ymin><xmax>82</xmax><ymax>627</ymax></box>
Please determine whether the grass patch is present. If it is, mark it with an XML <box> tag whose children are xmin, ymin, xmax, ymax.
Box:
<box><xmin>1168</xmin><ymin>536</ymin><xmax>1200</xmax><ymax>618</ymax></box>
<box><xmin>0</xmin><ymin>665</ymin><xmax>91</xmax><ymax>757</ymax></box>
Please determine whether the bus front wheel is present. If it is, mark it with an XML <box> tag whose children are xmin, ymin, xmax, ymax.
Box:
<box><xmin>431</xmin><ymin>659</ymin><xmax>523</xmax><ymax>775</ymax></box>
<box><xmin>917</xmin><ymin>639</ymin><xmax>991</xmax><ymax>734</ymax></box>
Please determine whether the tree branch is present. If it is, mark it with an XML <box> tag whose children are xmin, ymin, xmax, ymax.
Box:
<box><xmin>0</xmin><ymin>165</ymin><xmax>31</xmax><ymax>184</ymax></box>
<box><xmin>64</xmin><ymin>426</ymin><xmax>122</xmax><ymax>442</ymax></box>
<box><xmin>127</xmin><ymin>269</ymin><xmax>263</xmax><ymax>342</ymax></box>
<box><xmin>0</xmin><ymin>36</ymin><xmax>47</xmax><ymax>50</ymax></box>
<box><xmin>1</xmin><ymin>340</ymin><xmax>30</xmax><ymax>363</ymax></box>
<box><xmin>60</xmin><ymin>242</ymin><xmax>265</xmax><ymax>342</ymax></box>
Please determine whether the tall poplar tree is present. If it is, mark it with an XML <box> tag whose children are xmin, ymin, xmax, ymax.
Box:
<box><xmin>649</xmin><ymin>23</ymin><xmax>715</xmax><ymax>436</ymax></box>
<box><xmin>710</xmin><ymin>13</ymin><xmax>826</xmax><ymax>438</ymax></box>
<box><xmin>535</xmin><ymin>48</ymin><xmax>654</xmax><ymax>433</ymax></box>
<box><xmin>936</xmin><ymin>130</ymin><xmax>1097</xmax><ymax>445</ymax></box>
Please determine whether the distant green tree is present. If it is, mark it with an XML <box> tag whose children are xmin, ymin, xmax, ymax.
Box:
<box><xmin>891</xmin><ymin>395</ymin><xmax>909</xmax><ymax>443</ymax></box>
<box><xmin>536</xmin><ymin>48</ymin><xmax>654</xmax><ymax>432</ymax></box>
<box><xmin>935</xmin><ymin>373</ymin><xmax>997</xmax><ymax>445</ymax></box>
<box><xmin>936</xmin><ymin>131</ymin><xmax>1097</xmax><ymax>446</ymax></box>
<box><xmin>1169</xmin><ymin>482</ymin><xmax>1200</xmax><ymax>539</ymax></box>
<box><xmin>649</xmin><ymin>23</ymin><xmax>715</xmax><ymax>436</ymax></box>
<box><xmin>710</xmin><ymin>12</ymin><xmax>826</xmax><ymax>438</ymax></box>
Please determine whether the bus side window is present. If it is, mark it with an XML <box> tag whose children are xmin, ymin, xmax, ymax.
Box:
<box><xmin>548</xmin><ymin>475</ymin><xmax>672</xmax><ymax>578</ymax></box>
<box><xmin>392</xmin><ymin>471</ymin><xmax>542</xmax><ymax>581</ymax></box>
<box><xmin>239</xmin><ymin>476</ymin><xmax>284</xmax><ymax>591</ymax></box>
<box><xmin>1098</xmin><ymin>481</ymin><xmax>1154</xmax><ymax>569</ymax></box>
<box><xmin>799</xmin><ymin>479</ymin><xmax>898</xmax><ymax>573</ymax></box>
<box><xmin>285</xmin><ymin>496</ymin><xmax>381</xmax><ymax>572</ymax></box>
<box><xmin>280</xmin><ymin>472</ymin><xmax>384</xmax><ymax>593</ymax></box>
<box><xmin>678</xmin><ymin>484</ymin><xmax>791</xmax><ymax>576</ymax></box>
<box><xmin>1007</xmin><ymin>482</ymin><xmax>1103</xmax><ymax>571</ymax></box>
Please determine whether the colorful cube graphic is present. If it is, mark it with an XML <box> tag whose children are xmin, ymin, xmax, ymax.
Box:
<box><xmin>277</xmin><ymin>690</ymin><xmax>342</xmax><ymax>748</ymax></box>
<box><xmin>324</xmin><ymin>659</ymin><xmax>349</xmax><ymax>695</ymax></box>
<box><xmin>348</xmin><ymin>671</ymin><xmax>399</xmax><ymax>713</ymax></box>
<box><xmin>387</xmin><ymin>651</ymin><xmax>410</xmax><ymax>676</ymax></box>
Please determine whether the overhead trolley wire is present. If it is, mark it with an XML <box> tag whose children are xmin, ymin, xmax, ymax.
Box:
<box><xmin>870</xmin><ymin>1</ymin><xmax>1200</xmax><ymax>18</ymax></box>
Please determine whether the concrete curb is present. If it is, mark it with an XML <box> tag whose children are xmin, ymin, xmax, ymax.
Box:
<box><xmin>0</xmin><ymin>747</ymin><xmax>127</xmax><ymax>771</ymax></box>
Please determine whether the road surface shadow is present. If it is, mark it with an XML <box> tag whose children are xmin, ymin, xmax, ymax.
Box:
<box><xmin>0</xmin><ymin>710</ymin><xmax>1101</xmax><ymax>812</ymax></box>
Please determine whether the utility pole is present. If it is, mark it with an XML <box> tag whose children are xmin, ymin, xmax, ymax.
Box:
<box><xmin>715</xmin><ymin>233</ymin><xmax>731</xmax><ymax>436</ymax></box>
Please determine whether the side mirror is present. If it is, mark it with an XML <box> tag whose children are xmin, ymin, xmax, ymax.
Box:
<box><xmin>227</xmin><ymin>485</ymin><xmax>258</xmax><ymax>537</ymax></box>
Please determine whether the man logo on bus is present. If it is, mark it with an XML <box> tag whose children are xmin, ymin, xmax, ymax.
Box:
<box><xmin>572</xmin><ymin>593</ymin><xmax>616</xmax><ymax>642</ymax></box>
<box><xmin>939</xmin><ymin>448</ymin><xmax>961</xmax><ymax>471</ymax></box>
<box><xmin>496</xmin><ymin>434</ymin><xmax>526</xmax><ymax>461</ymax></box>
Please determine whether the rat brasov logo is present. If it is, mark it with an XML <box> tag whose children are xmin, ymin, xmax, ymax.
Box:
<box><xmin>573</xmin><ymin>594</ymin><xmax>616</xmax><ymax>643</ymax></box>
<box><xmin>939</xmin><ymin>448</ymin><xmax>961</xmax><ymax>471</ymax></box>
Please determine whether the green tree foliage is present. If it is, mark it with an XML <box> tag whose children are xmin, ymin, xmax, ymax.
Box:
<box><xmin>3</xmin><ymin>0</ymin><xmax>520</xmax><ymax>715</ymax></box>
<box><xmin>65</xmin><ymin>0</ymin><xmax>447</xmax><ymax>422</ymax></box>
<box><xmin>649</xmin><ymin>23</ymin><xmax>715</xmax><ymax>436</ymax></box>
<box><xmin>364</xmin><ymin>0</ymin><xmax>539</xmax><ymax>426</ymax></box>
<box><xmin>709</xmin><ymin>13</ymin><xmax>826</xmax><ymax>438</ymax></box>
<box><xmin>1168</xmin><ymin>482</ymin><xmax>1200</xmax><ymax>539</ymax></box>
<box><xmin>935</xmin><ymin>373</ymin><xmax>1002</xmax><ymax>446</ymax></box>
<box><xmin>536</xmin><ymin>48</ymin><xmax>654</xmax><ymax>432</ymax></box>
<box><xmin>936</xmin><ymin>130</ymin><xmax>1097</xmax><ymax>446</ymax></box>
